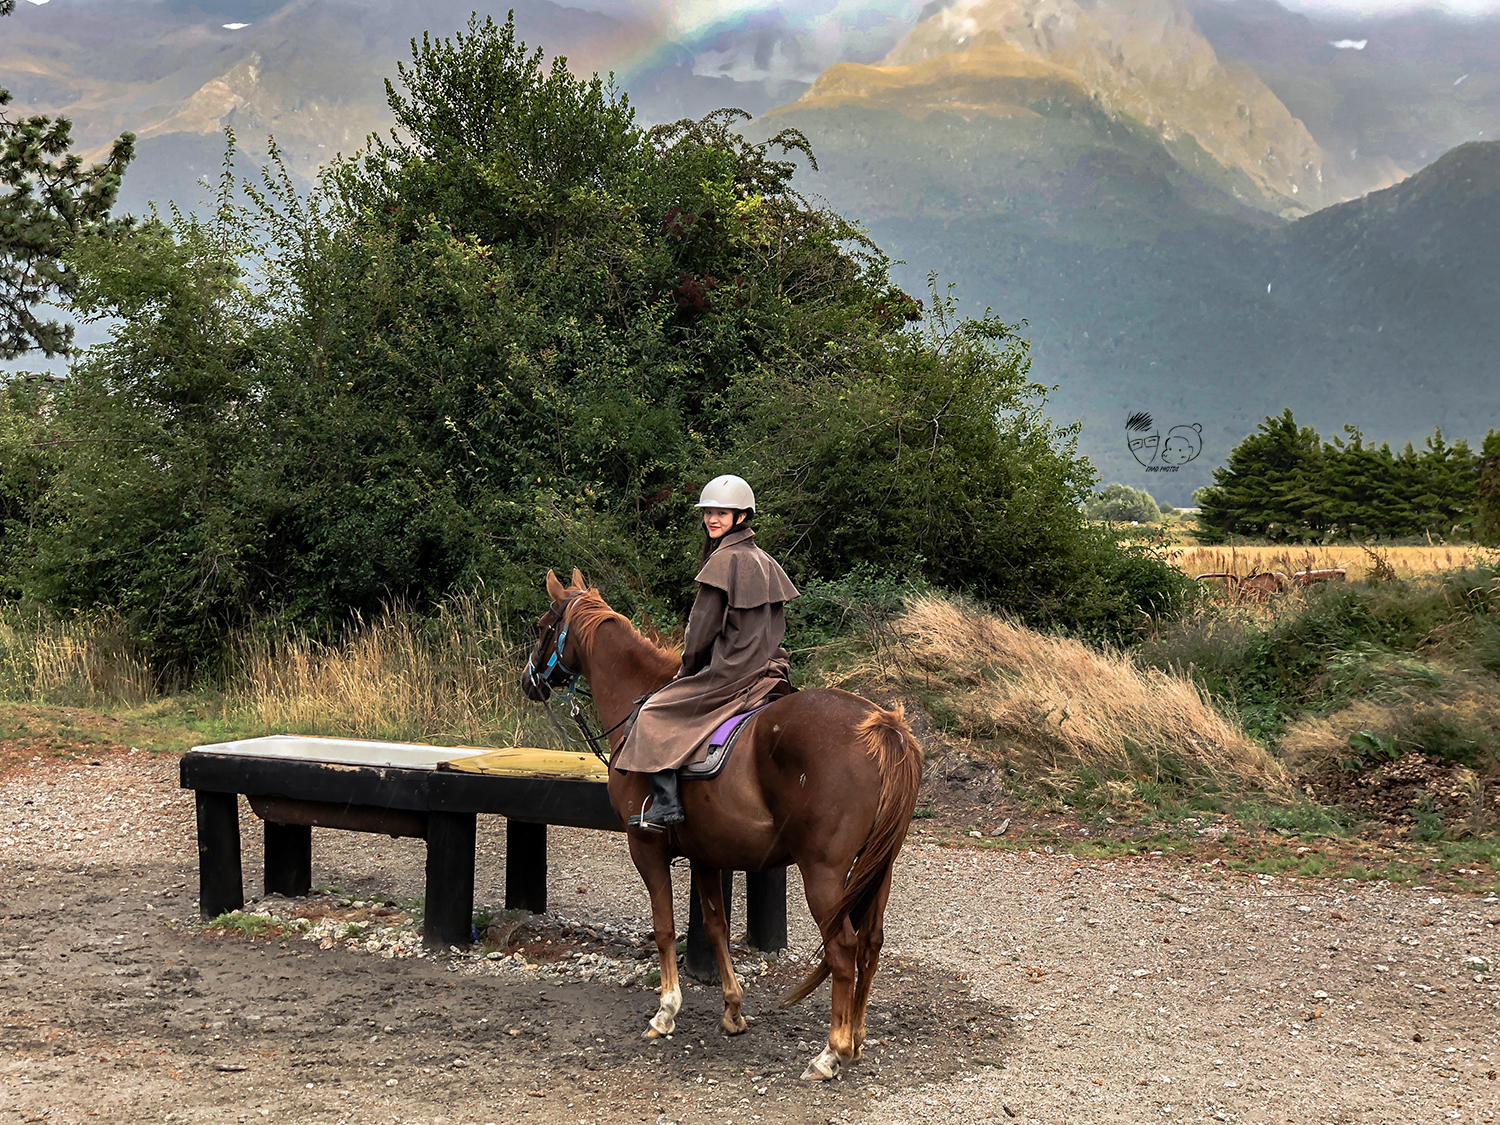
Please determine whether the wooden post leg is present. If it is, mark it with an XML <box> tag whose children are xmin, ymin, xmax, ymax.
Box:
<box><xmin>745</xmin><ymin>867</ymin><xmax>788</xmax><ymax>953</ymax></box>
<box><xmin>684</xmin><ymin>869</ymin><xmax>735</xmax><ymax>981</ymax></box>
<box><xmin>504</xmin><ymin>821</ymin><xmax>548</xmax><ymax>915</ymax></box>
<box><xmin>423</xmin><ymin>811</ymin><xmax>476</xmax><ymax>948</ymax></box>
<box><xmin>263</xmin><ymin>822</ymin><xmax>312</xmax><ymax>898</ymax></box>
<box><xmin>195</xmin><ymin>791</ymin><xmax>243</xmax><ymax>919</ymax></box>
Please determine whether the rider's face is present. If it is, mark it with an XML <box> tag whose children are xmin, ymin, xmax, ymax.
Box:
<box><xmin>702</xmin><ymin>508</ymin><xmax>740</xmax><ymax>539</ymax></box>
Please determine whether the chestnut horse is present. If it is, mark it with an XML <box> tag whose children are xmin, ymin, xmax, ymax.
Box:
<box><xmin>520</xmin><ymin>569</ymin><xmax>922</xmax><ymax>1080</ymax></box>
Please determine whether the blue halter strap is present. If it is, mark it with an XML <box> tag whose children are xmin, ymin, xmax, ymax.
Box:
<box><xmin>529</xmin><ymin>591</ymin><xmax>586</xmax><ymax>692</ymax></box>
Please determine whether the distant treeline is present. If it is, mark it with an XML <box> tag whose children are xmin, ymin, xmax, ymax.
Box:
<box><xmin>1195</xmin><ymin>409</ymin><xmax>1500</xmax><ymax>543</ymax></box>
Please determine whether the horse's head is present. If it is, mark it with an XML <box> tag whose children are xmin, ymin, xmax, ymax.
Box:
<box><xmin>520</xmin><ymin>568</ymin><xmax>590</xmax><ymax>702</ymax></box>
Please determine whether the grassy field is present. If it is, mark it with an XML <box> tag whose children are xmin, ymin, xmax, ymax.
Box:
<box><xmin>1172</xmin><ymin>542</ymin><xmax>1498</xmax><ymax>583</ymax></box>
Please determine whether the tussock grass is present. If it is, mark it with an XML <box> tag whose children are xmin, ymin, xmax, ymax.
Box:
<box><xmin>0</xmin><ymin>607</ymin><xmax>153</xmax><ymax>706</ymax></box>
<box><xmin>0</xmin><ymin>592</ymin><xmax>552</xmax><ymax>748</ymax></box>
<box><xmin>229</xmin><ymin>592</ymin><xmax>544</xmax><ymax>745</ymax></box>
<box><xmin>885</xmin><ymin>594</ymin><xmax>1287</xmax><ymax>808</ymax></box>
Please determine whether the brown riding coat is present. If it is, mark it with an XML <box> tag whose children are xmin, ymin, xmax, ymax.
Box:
<box><xmin>616</xmin><ymin>527</ymin><xmax>798</xmax><ymax>773</ymax></box>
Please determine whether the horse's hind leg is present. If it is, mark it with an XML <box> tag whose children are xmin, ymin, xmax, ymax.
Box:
<box><xmin>798</xmin><ymin>866</ymin><xmax>860</xmax><ymax>1080</ymax></box>
<box><xmin>693</xmin><ymin>863</ymin><xmax>746</xmax><ymax>1035</ymax></box>
<box><xmin>848</xmin><ymin>867</ymin><xmax>895</xmax><ymax>1061</ymax></box>
<box><xmin>628</xmin><ymin>833</ymin><xmax>681</xmax><ymax>1039</ymax></box>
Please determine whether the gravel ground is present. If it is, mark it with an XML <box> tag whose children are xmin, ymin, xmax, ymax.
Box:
<box><xmin>3</xmin><ymin>750</ymin><xmax>1499</xmax><ymax>1124</ymax></box>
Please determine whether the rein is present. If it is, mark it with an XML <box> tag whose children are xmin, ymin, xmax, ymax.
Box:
<box><xmin>526</xmin><ymin>592</ymin><xmax>649</xmax><ymax>765</ymax></box>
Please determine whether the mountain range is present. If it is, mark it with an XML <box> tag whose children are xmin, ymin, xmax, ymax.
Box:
<box><xmin>4</xmin><ymin>0</ymin><xmax>1498</xmax><ymax>502</ymax></box>
<box><xmin>760</xmin><ymin>0</ymin><xmax>1500</xmax><ymax>499</ymax></box>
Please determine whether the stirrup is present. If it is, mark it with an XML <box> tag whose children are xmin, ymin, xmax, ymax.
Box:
<box><xmin>628</xmin><ymin>795</ymin><xmax>662</xmax><ymax>830</ymax></box>
<box><xmin>629</xmin><ymin>795</ymin><xmax>682</xmax><ymax>831</ymax></box>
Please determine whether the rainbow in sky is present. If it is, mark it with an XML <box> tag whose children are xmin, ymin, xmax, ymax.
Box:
<box><xmin>601</xmin><ymin>0</ymin><xmax>926</xmax><ymax>87</ymax></box>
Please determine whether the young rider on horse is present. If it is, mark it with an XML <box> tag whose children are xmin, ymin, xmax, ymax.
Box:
<box><xmin>615</xmin><ymin>474</ymin><xmax>799</xmax><ymax>829</ymax></box>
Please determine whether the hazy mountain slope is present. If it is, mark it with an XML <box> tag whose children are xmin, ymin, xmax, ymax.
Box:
<box><xmin>1191</xmin><ymin>0</ymin><xmax>1500</xmax><ymax>200</ymax></box>
<box><xmin>1266</xmin><ymin>140</ymin><xmax>1500</xmax><ymax>388</ymax></box>
<box><xmin>770</xmin><ymin>45</ymin><xmax>1281</xmax><ymax>242</ymax></box>
<box><xmin>2</xmin><ymin>0</ymin><xmax>654</xmax><ymax>213</ymax></box>
<box><xmin>1</xmin><ymin>0</ymin><xmax>834</xmax><ymax>214</ymax></box>
<box><xmin>853</xmin><ymin>141</ymin><xmax>1500</xmax><ymax>504</ymax></box>
<box><xmin>752</xmin><ymin>0</ymin><xmax>1498</xmax><ymax>502</ymax></box>
<box><xmin>880</xmin><ymin>0</ymin><xmax>1328</xmax><ymax>214</ymax></box>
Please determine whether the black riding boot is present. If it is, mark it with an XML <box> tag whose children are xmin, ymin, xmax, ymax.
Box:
<box><xmin>645</xmin><ymin>769</ymin><xmax>685</xmax><ymax>827</ymax></box>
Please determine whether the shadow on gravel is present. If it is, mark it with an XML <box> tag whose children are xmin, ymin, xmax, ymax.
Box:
<box><xmin>2</xmin><ymin>860</ymin><xmax>1015</xmax><ymax>1124</ymax></box>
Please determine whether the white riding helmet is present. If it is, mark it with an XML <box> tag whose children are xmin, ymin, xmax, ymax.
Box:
<box><xmin>696</xmin><ymin>474</ymin><xmax>755</xmax><ymax>514</ymax></box>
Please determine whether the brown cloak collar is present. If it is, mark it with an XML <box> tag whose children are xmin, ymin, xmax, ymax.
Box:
<box><xmin>695</xmin><ymin>527</ymin><xmax>800</xmax><ymax>608</ymax></box>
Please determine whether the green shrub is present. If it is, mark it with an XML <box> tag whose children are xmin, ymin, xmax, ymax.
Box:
<box><xmin>1140</xmin><ymin>566</ymin><xmax>1500</xmax><ymax>753</ymax></box>
<box><xmin>1085</xmin><ymin>483</ymin><xmax>1161</xmax><ymax>524</ymax></box>
<box><xmin>786</xmin><ymin>563</ymin><xmax>927</xmax><ymax>650</ymax></box>
<box><xmin>12</xmin><ymin>14</ymin><xmax>1191</xmax><ymax>671</ymax></box>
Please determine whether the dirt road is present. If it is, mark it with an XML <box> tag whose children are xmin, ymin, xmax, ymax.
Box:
<box><xmin>2</xmin><ymin>751</ymin><xmax>1497</xmax><ymax>1124</ymax></box>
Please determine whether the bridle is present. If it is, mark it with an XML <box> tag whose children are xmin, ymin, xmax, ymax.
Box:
<box><xmin>524</xmin><ymin>592</ymin><xmax>587</xmax><ymax>699</ymax></box>
<box><xmin>524</xmin><ymin>590</ymin><xmax>648</xmax><ymax>765</ymax></box>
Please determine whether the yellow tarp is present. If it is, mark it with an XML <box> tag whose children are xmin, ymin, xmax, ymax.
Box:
<box><xmin>439</xmin><ymin>746</ymin><xmax>609</xmax><ymax>780</ymax></box>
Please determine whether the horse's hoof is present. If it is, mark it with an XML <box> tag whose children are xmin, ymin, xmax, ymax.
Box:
<box><xmin>642</xmin><ymin>1027</ymin><xmax>671</xmax><ymax>1040</ymax></box>
<box><xmin>721</xmin><ymin>1015</ymin><xmax>748</xmax><ymax>1036</ymax></box>
<box><xmin>800</xmin><ymin>1047</ymin><xmax>841</xmax><ymax>1081</ymax></box>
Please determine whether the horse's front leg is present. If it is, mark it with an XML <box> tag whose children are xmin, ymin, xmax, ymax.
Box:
<box><xmin>628</xmin><ymin>831</ymin><xmax>682</xmax><ymax>1038</ymax></box>
<box><xmin>693</xmin><ymin>863</ymin><xmax>747</xmax><ymax>1035</ymax></box>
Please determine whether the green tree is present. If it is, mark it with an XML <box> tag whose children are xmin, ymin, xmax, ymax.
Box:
<box><xmin>1202</xmin><ymin>415</ymin><xmax>1487</xmax><ymax>544</ymax></box>
<box><xmin>25</xmin><ymin>165</ymin><xmax>283</xmax><ymax>668</ymax></box>
<box><xmin>0</xmin><ymin>373</ymin><xmax>61</xmax><ymax>593</ymax></box>
<box><xmin>1317</xmin><ymin>427</ymin><xmax>1407</xmax><ymax>539</ymax></box>
<box><xmin>1196</xmin><ymin>409</ymin><xmax>1323</xmax><ymax>542</ymax></box>
<box><xmin>1402</xmin><ymin>430</ymin><xmax>1478</xmax><ymax>537</ymax></box>
<box><xmin>23</xmin><ymin>13</ymin><xmax>1188</xmax><ymax>668</ymax></box>
<box><xmin>1474</xmin><ymin>431</ymin><xmax>1500</xmax><ymax>547</ymax></box>
<box><xmin>737</xmin><ymin>287</ymin><xmax>1189</xmax><ymax>634</ymax></box>
<box><xmin>1</xmin><ymin>0</ymin><xmax>136</xmax><ymax>358</ymax></box>
<box><xmin>1085</xmin><ymin>482</ymin><xmax>1161</xmax><ymax>524</ymax></box>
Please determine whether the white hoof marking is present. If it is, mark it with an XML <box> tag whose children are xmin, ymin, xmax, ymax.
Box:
<box><xmin>647</xmin><ymin>984</ymin><xmax>682</xmax><ymax>1038</ymax></box>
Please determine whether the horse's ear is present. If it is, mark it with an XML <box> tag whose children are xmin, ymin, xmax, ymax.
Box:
<box><xmin>571</xmin><ymin>567</ymin><xmax>586</xmax><ymax>591</ymax></box>
<box><xmin>545</xmin><ymin>569</ymin><xmax>565</xmax><ymax>602</ymax></box>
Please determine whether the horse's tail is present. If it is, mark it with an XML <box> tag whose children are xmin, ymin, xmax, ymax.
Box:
<box><xmin>781</xmin><ymin>702</ymin><xmax>923</xmax><ymax>1008</ymax></box>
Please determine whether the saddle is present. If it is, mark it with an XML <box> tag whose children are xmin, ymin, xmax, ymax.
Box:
<box><xmin>681</xmin><ymin>702</ymin><xmax>775</xmax><ymax>781</ymax></box>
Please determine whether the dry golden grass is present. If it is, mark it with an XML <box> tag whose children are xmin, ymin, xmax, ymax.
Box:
<box><xmin>1279</xmin><ymin>672</ymin><xmax>1500</xmax><ymax>771</ymax></box>
<box><xmin>230</xmin><ymin>593</ymin><xmax>541</xmax><ymax>745</ymax></box>
<box><xmin>0</xmin><ymin>609</ymin><xmax>153</xmax><ymax>706</ymax></box>
<box><xmin>1175</xmin><ymin>543</ymin><xmax>1498</xmax><ymax>584</ymax></box>
<box><xmin>885</xmin><ymin>594</ymin><xmax>1287</xmax><ymax>804</ymax></box>
<box><xmin>0</xmin><ymin>593</ymin><xmax>555</xmax><ymax>749</ymax></box>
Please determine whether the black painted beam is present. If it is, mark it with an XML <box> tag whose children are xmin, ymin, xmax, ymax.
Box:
<box><xmin>195</xmin><ymin>790</ymin><xmax>243</xmax><ymax>919</ymax></box>
<box><xmin>745</xmin><ymin>868</ymin><xmax>788</xmax><ymax>952</ymax></box>
<box><xmin>424</xmin><ymin>811</ymin><xmax>477</xmax><ymax>947</ymax></box>
<box><xmin>504</xmin><ymin>820</ymin><xmax>548</xmax><ymax>915</ymax></box>
<box><xmin>263</xmin><ymin>821</ymin><xmax>312</xmax><ymax>898</ymax></box>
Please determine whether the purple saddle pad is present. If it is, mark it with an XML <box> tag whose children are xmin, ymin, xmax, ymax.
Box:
<box><xmin>707</xmin><ymin>702</ymin><xmax>774</xmax><ymax>747</ymax></box>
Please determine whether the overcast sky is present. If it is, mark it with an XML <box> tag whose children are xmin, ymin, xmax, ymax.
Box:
<box><xmin>586</xmin><ymin>0</ymin><xmax>1500</xmax><ymax>29</ymax></box>
<box><xmin>19</xmin><ymin>0</ymin><xmax>1500</xmax><ymax>19</ymax></box>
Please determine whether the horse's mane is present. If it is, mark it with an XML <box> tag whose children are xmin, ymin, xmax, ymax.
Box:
<box><xmin>567</xmin><ymin>588</ymin><xmax>679</xmax><ymax>675</ymax></box>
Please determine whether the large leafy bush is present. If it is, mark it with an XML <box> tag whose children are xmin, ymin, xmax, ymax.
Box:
<box><xmin>12</xmin><ymin>14</ymin><xmax>1186</xmax><ymax>670</ymax></box>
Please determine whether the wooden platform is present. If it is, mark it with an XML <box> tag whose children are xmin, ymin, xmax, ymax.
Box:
<box><xmin>179</xmin><ymin>735</ymin><xmax>786</xmax><ymax>962</ymax></box>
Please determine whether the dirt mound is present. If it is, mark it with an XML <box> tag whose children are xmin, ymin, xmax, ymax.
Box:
<box><xmin>1311</xmin><ymin>751</ymin><xmax>1497</xmax><ymax>834</ymax></box>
